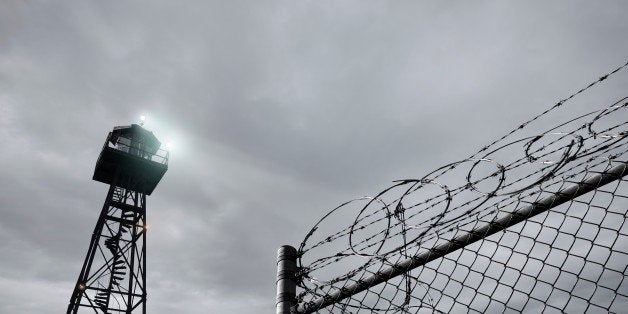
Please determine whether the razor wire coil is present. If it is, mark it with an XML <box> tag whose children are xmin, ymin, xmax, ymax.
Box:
<box><xmin>294</xmin><ymin>61</ymin><xmax>628</xmax><ymax>313</ymax></box>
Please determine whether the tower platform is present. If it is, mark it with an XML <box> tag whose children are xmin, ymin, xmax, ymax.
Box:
<box><xmin>93</xmin><ymin>124</ymin><xmax>168</xmax><ymax>195</ymax></box>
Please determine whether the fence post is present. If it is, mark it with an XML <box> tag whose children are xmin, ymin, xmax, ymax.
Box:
<box><xmin>276</xmin><ymin>245</ymin><xmax>297</xmax><ymax>314</ymax></box>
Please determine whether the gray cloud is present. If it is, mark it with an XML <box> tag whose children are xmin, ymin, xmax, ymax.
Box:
<box><xmin>1</xmin><ymin>1</ymin><xmax>627</xmax><ymax>313</ymax></box>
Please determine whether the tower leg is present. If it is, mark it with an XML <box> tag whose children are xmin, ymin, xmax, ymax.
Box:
<box><xmin>67</xmin><ymin>182</ymin><xmax>147</xmax><ymax>313</ymax></box>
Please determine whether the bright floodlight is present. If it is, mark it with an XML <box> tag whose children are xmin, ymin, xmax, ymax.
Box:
<box><xmin>165</xmin><ymin>141</ymin><xmax>172</xmax><ymax>149</ymax></box>
<box><xmin>139</xmin><ymin>115</ymin><xmax>146</xmax><ymax>126</ymax></box>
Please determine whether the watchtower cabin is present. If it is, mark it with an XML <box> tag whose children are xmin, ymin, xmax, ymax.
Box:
<box><xmin>93</xmin><ymin>124</ymin><xmax>168</xmax><ymax>194</ymax></box>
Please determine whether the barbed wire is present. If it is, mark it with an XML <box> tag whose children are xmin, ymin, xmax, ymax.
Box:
<box><xmin>293</xmin><ymin>60</ymin><xmax>628</xmax><ymax>313</ymax></box>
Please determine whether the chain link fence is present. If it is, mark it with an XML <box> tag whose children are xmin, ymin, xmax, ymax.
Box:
<box><xmin>279</xmin><ymin>61</ymin><xmax>628</xmax><ymax>313</ymax></box>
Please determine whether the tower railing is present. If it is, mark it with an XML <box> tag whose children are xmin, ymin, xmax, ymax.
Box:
<box><xmin>103</xmin><ymin>132</ymin><xmax>170</xmax><ymax>165</ymax></box>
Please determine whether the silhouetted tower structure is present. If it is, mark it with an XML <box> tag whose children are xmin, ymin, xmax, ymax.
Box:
<box><xmin>68</xmin><ymin>124</ymin><xmax>168</xmax><ymax>314</ymax></box>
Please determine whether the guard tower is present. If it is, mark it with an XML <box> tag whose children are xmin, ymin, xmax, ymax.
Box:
<box><xmin>68</xmin><ymin>124</ymin><xmax>168</xmax><ymax>314</ymax></box>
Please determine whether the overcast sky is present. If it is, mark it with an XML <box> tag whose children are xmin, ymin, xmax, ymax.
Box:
<box><xmin>1</xmin><ymin>1</ymin><xmax>627</xmax><ymax>313</ymax></box>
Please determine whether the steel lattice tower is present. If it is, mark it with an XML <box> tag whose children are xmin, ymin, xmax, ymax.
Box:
<box><xmin>68</xmin><ymin>124</ymin><xmax>168</xmax><ymax>314</ymax></box>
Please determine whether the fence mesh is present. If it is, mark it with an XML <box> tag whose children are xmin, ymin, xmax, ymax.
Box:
<box><xmin>293</xmin><ymin>62</ymin><xmax>628</xmax><ymax>313</ymax></box>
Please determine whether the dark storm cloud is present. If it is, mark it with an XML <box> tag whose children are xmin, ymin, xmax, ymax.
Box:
<box><xmin>1</xmin><ymin>1</ymin><xmax>627</xmax><ymax>313</ymax></box>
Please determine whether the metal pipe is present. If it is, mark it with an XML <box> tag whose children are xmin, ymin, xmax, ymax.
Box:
<box><xmin>277</xmin><ymin>245</ymin><xmax>298</xmax><ymax>314</ymax></box>
<box><xmin>298</xmin><ymin>162</ymin><xmax>627</xmax><ymax>313</ymax></box>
